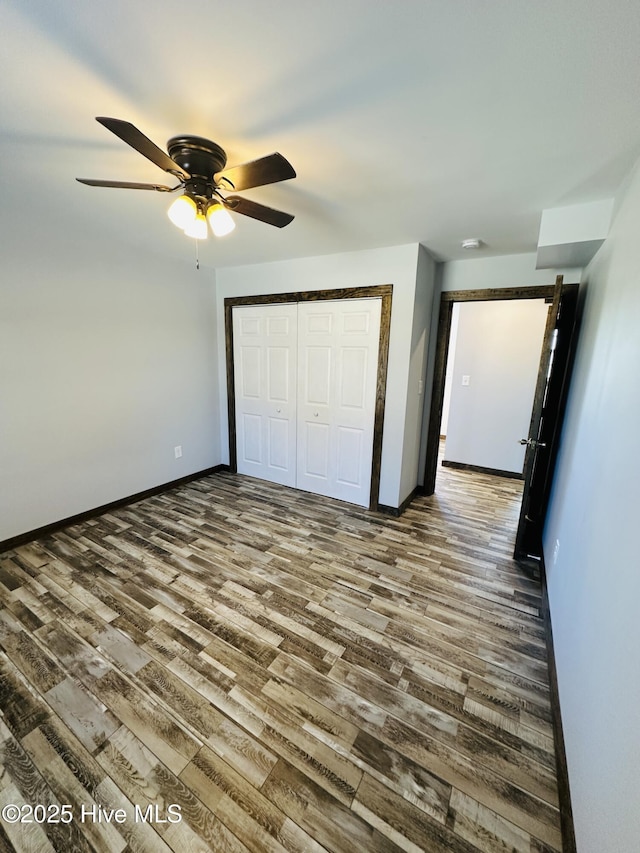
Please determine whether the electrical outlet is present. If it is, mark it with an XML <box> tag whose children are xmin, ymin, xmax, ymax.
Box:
<box><xmin>462</xmin><ymin>375</ymin><xmax>470</xmax><ymax>386</ymax></box>
<box><xmin>552</xmin><ymin>539</ymin><xmax>560</xmax><ymax>564</ymax></box>
<box><xmin>174</xmin><ymin>446</ymin><xmax>182</xmax><ymax>459</ymax></box>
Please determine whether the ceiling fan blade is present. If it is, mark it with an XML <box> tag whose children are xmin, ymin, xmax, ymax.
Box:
<box><xmin>217</xmin><ymin>153</ymin><xmax>295</xmax><ymax>191</ymax></box>
<box><xmin>224</xmin><ymin>195</ymin><xmax>294</xmax><ymax>228</ymax></box>
<box><xmin>96</xmin><ymin>117</ymin><xmax>190</xmax><ymax>180</ymax></box>
<box><xmin>76</xmin><ymin>178</ymin><xmax>177</xmax><ymax>191</ymax></box>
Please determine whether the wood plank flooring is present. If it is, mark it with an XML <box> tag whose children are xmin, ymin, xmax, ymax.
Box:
<box><xmin>0</xmin><ymin>462</ymin><xmax>561</xmax><ymax>852</ymax></box>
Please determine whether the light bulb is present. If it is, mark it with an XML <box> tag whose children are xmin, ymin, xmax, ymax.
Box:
<box><xmin>207</xmin><ymin>201</ymin><xmax>235</xmax><ymax>237</ymax></box>
<box><xmin>183</xmin><ymin>212</ymin><xmax>208</xmax><ymax>240</ymax></box>
<box><xmin>168</xmin><ymin>195</ymin><xmax>197</xmax><ymax>229</ymax></box>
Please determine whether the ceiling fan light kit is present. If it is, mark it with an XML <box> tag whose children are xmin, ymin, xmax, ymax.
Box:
<box><xmin>183</xmin><ymin>211</ymin><xmax>208</xmax><ymax>240</ymax></box>
<box><xmin>167</xmin><ymin>194</ymin><xmax>197</xmax><ymax>229</ymax></box>
<box><xmin>77</xmin><ymin>117</ymin><xmax>296</xmax><ymax>244</ymax></box>
<box><xmin>206</xmin><ymin>200</ymin><xmax>235</xmax><ymax>237</ymax></box>
<box><xmin>166</xmin><ymin>193</ymin><xmax>236</xmax><ymax>238</ymax></box>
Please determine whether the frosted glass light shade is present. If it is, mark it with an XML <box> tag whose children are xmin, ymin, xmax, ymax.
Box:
<box><xmin>167</xmin><ymin>195</ymin><xmax>197</xmax><ymax>229</ymax></box>
<box><xmin>207</xmin><ymin>201</ymin><xmax>235</xmax><ymax>237</ymax></box>
<box><xmin>183</xmin><ymin>212</ymin><xmax>208</xmax><ymax>240</ymax></box>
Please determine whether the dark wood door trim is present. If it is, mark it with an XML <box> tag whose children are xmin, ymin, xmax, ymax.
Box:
<box><xmin>224</xmin><ymin>285</ymin><xmax>393</xmax><ymax>510</ymax></box>
<box><xmin>440</xmin><ymin>284</ymin><xmax>557</xmax><ymax>304</ymax></box>
<box><xmin>421</xmin><ymin>283</ymin><xmax>558</xmax><ymax>496</ymax></box>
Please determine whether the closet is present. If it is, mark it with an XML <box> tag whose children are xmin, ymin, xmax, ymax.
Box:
<box><xmin>232</xmin><ymin>297</ymin><xmax>382</xmax><ymax>506</ymax></box>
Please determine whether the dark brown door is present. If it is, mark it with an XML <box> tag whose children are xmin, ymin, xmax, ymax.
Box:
<box><xmin>514</xmin><ymin>276</ymin><xmax>580</xmax><ymax>563</ymax></box>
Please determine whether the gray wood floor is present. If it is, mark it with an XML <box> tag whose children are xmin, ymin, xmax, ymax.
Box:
<box><xmin>0</xmin><ymin>462</ymin><xmax>561</xmax><ymax>852</ymax></box>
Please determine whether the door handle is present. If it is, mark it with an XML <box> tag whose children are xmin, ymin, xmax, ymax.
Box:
<box><xmin>519</xmin><ymin>438</ymin><xmax>547</xmax><ymax>448</ymax></box>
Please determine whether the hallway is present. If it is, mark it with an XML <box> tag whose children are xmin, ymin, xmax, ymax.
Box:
<box><xmin>0</xmin><ymin>464</ymin><xmax>560</xmax><ymax>852</ymax></box>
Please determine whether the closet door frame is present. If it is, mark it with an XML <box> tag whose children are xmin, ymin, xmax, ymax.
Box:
<box><xmin>224</xmin><ymin>284</ymin><xmax>393</xmax><ymax>510</ymax></box>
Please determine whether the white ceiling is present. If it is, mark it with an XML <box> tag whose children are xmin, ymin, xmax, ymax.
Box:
<box><xmin>2</xmin><ymin>0</ymin><xmax>640</xmax><ymax>270</ymax></box>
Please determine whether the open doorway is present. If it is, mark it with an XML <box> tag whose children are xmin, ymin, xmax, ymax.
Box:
<box><xmin>422</xmin><ymin>284</ymin><xmax>558</xmax><ymax>495</ymax></box>
<box><xmin>422</xmin><ymin>280</ymin><xmax>580</xmax><ymax>563</ymax></box>
<box><xmin>439</xmin><ymin>298</ymin><xmax>549</xmax><ymax>480</ymax></box>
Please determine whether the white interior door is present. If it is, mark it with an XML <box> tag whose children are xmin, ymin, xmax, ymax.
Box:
<box><xmin>296</xmin><ymin>298</ymin><xmax>382</xmax><ymax>506</ymax></box>
<box><xmin>233</xmin><ymin>303</ymin><xmax>297</xmax><ymax>486</ymax></box>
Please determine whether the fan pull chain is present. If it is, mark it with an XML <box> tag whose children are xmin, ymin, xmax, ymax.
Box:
<box><xmin>195</xmin><ymin>239</ymin><xmax>200</xmax><ymax>270</ymax></box>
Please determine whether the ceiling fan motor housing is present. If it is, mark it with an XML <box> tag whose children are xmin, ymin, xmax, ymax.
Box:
<box><xmin>167</xmin><ymin>136</ymin><xmax>228</xmax><ymax>197</ymax></box>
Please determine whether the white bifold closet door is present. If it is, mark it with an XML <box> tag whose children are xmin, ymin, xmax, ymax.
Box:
<box><xmin>295</xmin><ymin>299</ymin><xmax>381</xmax><ymax>504</ymax></box>
<box><xmin>233</xmin><ymin>303</ymin><xmax>298</xmax><ymax>487</ymax></box>
<box><xmin>233</xmin><ymin>298</ymin><xmax>382</xmax><ymax>507</ymax></box>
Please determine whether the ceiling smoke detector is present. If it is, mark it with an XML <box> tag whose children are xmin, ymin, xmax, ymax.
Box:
<box><xmin>461</xmin><ymin>238</ymin><xmax>483</xmax><ymax>250</ymax></box>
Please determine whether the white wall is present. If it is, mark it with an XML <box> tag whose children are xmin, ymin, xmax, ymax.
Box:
<box><xmin>440</xmin><ymin>252</ymin><xmax>582</xmax><ymax>292</ymax></box>
<box><xmin>215</xmin><ymin>243</ymin><xmax>426</xmax><ymax>507</ymax></box>
<box><xmin>444</xmin><ymin>299</ymin><xmax>548</xmax><ymax>473</ymax></box>
<box><xmin>399</xmin><ymin>245</ymin><xmax>436</xmax><ymax>503</ymax></box>
<box><xmin>0</xmin><ymin>233</ymin><xmax>220</xmax><ymax>541</ymax></box>
<box><xmin>440</xmin><ymin>302</ymin><xmax>460</xmax><ymax>436</ymax></box>
<box><xmin>543</xmin><ymin>159</ymin><xmax>640</xmax><ymax>853</ymax></box>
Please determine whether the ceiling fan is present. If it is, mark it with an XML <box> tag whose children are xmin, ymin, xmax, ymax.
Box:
<box><xmin>76</xmin><ymin>117</ymin><xmax>296</xmax><ymax>239</ymax></box>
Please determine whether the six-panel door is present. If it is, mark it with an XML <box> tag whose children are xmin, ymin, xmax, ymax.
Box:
<box><xmin>233</xmin><ymin>303</ymin><xmax>298</xmax><ymax>487</ymax></box>
<box><xmin>296</xmin><ymin>299</ymin><xmax>381</xmax><ymax>506</ymax></box>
